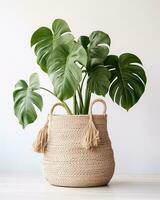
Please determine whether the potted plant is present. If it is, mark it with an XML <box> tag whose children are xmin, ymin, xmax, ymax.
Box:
<box><xmin>13</xmin><ymin>19</ymin><xmax>147</xmax><ymax>187</ymax></box>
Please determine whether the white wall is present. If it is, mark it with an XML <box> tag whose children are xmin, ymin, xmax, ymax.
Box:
<box><xmin>0</xmin><ymin>0</ymin><xmax>160</xmax><ymax>175</ymax></box>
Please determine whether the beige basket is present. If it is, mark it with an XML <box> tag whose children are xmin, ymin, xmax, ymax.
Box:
<box><xmin>33</xmin><ymin>99</ymin><xmax>115</xmax><ymax>187</ymax></box>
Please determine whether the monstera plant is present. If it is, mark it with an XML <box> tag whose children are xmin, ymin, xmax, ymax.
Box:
<box><xmin>13</xmin><ymin>19</ymin><xmax>147</xmax><ymax>128</ymax></box>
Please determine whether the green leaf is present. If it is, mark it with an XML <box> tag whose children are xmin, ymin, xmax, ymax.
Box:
<box><xmin>78</xmin><ymin>36</ymin><xmax>90</xmax><ymax>50</ymax></box>
<box><xmin>29</xmin><ymin>73</ymin><xmax>40</xmax><ymax>90</ymax></box>
<box><xmin>89</xmin><ymin>31</ymin><xmax>111</xmax><ymax>48</ymax></box>
<box><xmin>47</xmin><ymin>41</ymin><xmax>87</xmax><ymax>101</ymax></box>
<box><xmin>13</xmin><ymin>73</ymin><xmax>43</xmax><ymax>128</ymax></box>
<box><xmin>104</xmin><ymin>53</ymin><xmax>147</xmax><ymax>110</ymax></box>
<box><xmin>31</xmin><ymin>19</ymin><xmax>74</xmax><ymax>72</ymax></box>
<box><xmin>88</xmin><ymin>31</ymin><xmax>111</xmax><ymax>66</ymax></box>
<box><xmin>52</xmin><ymin>19</ymin><xmax>71</xmax><ymax>37</ymax></box>
<box><xmin>87</xmin><ymin>65</ymin><xmax>111</xmax><ymax>96</ymax></box>
<box><xmin>78</xmin><ymin>32</ymin><xmax>111</xmax><ymax>68</ymax></box>
<box><xmin>31</xmin><ymin>27</ymin><xmax>52</xmax><ymax>47</ymax></box>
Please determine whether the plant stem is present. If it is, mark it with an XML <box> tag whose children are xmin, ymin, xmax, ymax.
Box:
<box><xmin>73</xmin><ymin>95</ymin><xmax>76</xmax><ymax>114</ymax></box>
<box><xmin>39</xmin><ymin>87</ymin><xmax>73</xmax><ymax>115</ymax></box>
<box><xmin>83</xmin><ymin>84</ymin><xmax>91</xmax><ymax>114</ymax></box>
<box><xmin>40</xmin><ymin>87</ymin><xmax>55</xmax><ymax>96</ymax></box>
<box><xmin>80</xmin><ymin>73</ymin><xmax>87</xmax><ymax>94</ymax></box>
<box><xmin>77</xmin><ymin>86</ymin><xmax>83</xmax><ymax>113</ymax></box>
<box><xmin>74</xmin><ymin>72</ymin><xmax>87</xmax><ymax>114</ymax></box>
<box><xmin>73</xmin><ymin>94</ymin><xmax>79</xmax><ymax>114</ymax></box>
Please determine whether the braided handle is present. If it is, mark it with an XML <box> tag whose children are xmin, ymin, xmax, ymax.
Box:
<box><xmin>50</xmin><ymin>103</ymin><xmax>70</xmax><ymax>115</ymax></box>
<box><xmin>82</xmin><ymin>99</ymin><xmax>107</xmax><ymax>149</ymax></box>
<box><xmin>89</xmin><ymin>99</ymin><xmax>107</xmax><ymax>115</ymax></box>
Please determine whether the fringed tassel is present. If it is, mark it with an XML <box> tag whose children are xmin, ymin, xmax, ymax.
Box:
<box><xmin>82</xmin><ymin>115</ymin><xmax>100</xmax><ymax>149</ymax></box>
<box><xmin>32</xmin><ymin>117</ymin><xmax>49</xmax><ymax>153</ymax></box>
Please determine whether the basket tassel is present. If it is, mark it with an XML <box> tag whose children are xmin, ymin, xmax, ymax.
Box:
<box><xmin>82</xmin><ymin>115</ymin><xmax>100</xmax><ymax>149</ymax></box>
<box><xmin>32</xmin><ymin>118</ymin><xmax>49</xmax><ymax>153</ymax></box>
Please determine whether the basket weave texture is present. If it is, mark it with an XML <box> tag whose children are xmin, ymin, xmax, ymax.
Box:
<box><xmin>43</xmin><ymin>99</ymin><xmax>115</xmax><ymax>187</ymax></box>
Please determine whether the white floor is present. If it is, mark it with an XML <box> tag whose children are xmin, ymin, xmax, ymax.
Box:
<box><xmin>0</xmin><ymin>173</ymin><xmax>160</xmax><ymax>200</ymax></box>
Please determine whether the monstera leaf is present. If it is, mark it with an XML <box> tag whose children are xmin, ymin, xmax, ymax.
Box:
<box><xmin>31</xmin><ymin>19</ymin><xmax>74</xmax><ymax>72</ymax></box>
<box><xmin>47</xmin><ymin>41</ymin><xmax>87</xmax><ymax>101</ymax></box>
<box><xmin>13</xmin><ymin>73</ymin><xmax>43</xmax><ymax>128</ymax></box>
<box><xmin>78</xmin><ymin>31</ymin><xmax>111</xmax><ymax>67</ymax></box>
<box><xmin>78</xmin><ymin>35</ymin><xmax>90</xmax><ymax>50</ymax></box>
<box><xmin>87</xmin><ymin>65</ymin><xmax>111</xmax><ymax>96</ymax></box>
<box><xmin>104</xmin><ymin>53</ymin><xmax>147</xmax><ymax>110</ymax></box>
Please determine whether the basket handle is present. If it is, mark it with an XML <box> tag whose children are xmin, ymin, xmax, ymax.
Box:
<box><xmin>33</xmin><ymin>102</ymin><xmax>70</xmax><ymax>153</ymax></box>
<box><xmin>82</xmin><ymin>99</ymin><xmax>107</xmax><ymax>149</ymax></box>
<box><xmin>89</xmin><ymin>98</ymin><xmax>107</xmax><ymax>115</ymax></box>
<box><xmin>50</xmin><ymin>102</ymin><xmax>71</xmax><ymax>115</ymax></box>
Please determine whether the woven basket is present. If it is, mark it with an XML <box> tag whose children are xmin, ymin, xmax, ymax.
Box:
<box><xmin>34</xmin><ymin>99</ymin><xmax>115</xmax><ymax>187</ymax></box>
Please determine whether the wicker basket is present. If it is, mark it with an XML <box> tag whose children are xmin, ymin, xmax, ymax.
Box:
<box><xmin>34</xmin><ymin>99</ymin><xmax>115</xmax><ymax>187</ymax></box>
